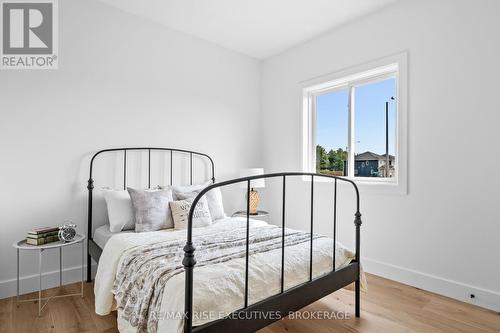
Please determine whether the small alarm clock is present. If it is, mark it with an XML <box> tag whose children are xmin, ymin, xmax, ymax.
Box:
<box><xmin>58</xmin><ymin>223</ymin><xmax>77</xmax><ymax>242</ymax></box>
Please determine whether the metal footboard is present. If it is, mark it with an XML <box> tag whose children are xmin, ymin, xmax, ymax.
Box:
<box><xmin>183</xmin><ymin>172</ymin><xmax>362</xmax><ymax>333</ymax></box>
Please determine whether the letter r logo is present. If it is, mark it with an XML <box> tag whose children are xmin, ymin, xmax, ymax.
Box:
<box><xmin>2</xmin><ymin>2</ymin><xmax>53</xmax><ymax>54</ymax></box>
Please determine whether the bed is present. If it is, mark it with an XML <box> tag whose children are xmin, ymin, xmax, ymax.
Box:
<box><xmin>87</xmin><ymin>147</ymin><xmax>363</xmax><ymax>333</ymax></box>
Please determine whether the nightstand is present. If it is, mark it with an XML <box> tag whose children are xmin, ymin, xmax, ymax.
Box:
<box><xmin>13</xmin><ymin>234</ymin><xmax>85</xmax><ymax>316</ymax></box>
<box><xmin>232</xmin><ymin>210</ymin><xmax>269</xmax><ymax>222</ymax></box>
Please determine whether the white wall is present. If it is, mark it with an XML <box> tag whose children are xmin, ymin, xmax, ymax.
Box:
<box><xmin>260</xmin><ymin>0</ymin><xmax>500</xmax><ymax>311</ymax></box>
<box><xmin>0</xmin><ymin>0</ymin><xmax>260</xmax><ymax>298</ymax></box>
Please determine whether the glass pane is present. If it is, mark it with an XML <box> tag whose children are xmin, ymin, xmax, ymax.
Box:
<box><xmin>353</xmin><ymin>77</ymin><xmax>396</xmax><ymax>178</ymax></box>
<box><xmin>315</xmin><ymin>88</ymin><xmax>349</xmax><ymax>176</ymax></box>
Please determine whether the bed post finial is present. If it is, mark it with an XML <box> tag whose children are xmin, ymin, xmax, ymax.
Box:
<box><xmin>183</xmin><ymin>242</ymin><xmax>196</xmax><ymax>333</ymax></box>
<box><xmin>182</xmin><ymin>242</ymin><xmax>196</xmax><ymax>271</ymax></box>
<box><xmin>87</xmin><ymin>178</ymin><xmax>94</xmax><ymax>190</ymax></box>
<box><xmin>354</xmin><ymin>211</ymin><xmax>362</xmax><ymax>226</ymax></box>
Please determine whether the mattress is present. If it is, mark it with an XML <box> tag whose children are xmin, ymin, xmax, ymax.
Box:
<box><xmin>93</xmin><ymin>224</ymin><xmax>134</xmax><ymax>249</ymax></box>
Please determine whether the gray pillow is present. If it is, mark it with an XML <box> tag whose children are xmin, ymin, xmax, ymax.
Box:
<box><xmin>127</xmin><ymin>187</ymin><xmax>174</xmax><ymax>232</ymax></box>
<box><xmin>173</xmin><ymin>184</ymin><xmax>226</xmax><ymax>221</ymax></box>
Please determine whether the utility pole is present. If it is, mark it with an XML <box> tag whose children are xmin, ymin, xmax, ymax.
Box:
<box><xmin>385</xmin><ymin>97</ymin><xmax>394</xmax><ymax>177</ymax></box>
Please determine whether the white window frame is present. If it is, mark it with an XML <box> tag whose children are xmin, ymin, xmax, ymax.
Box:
<box><xmin>302</xmin><ymin>52</ymin><xmax>408</xmax><ymax>194</ymax></box>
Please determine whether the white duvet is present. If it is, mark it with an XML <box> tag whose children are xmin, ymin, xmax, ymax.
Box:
<box><xmin>94</xmin><ymin>217</ymin><xmax>361</xmax><ymax>333</ymax></box>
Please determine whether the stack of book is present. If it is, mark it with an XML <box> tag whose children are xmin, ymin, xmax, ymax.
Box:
<box><xmin>26</xmin><ymin>227</ymin><xmax>60</xmax><ymax>246</ymax></box>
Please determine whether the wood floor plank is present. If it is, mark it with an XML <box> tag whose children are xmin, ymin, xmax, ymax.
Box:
<box><xmin>1</xmin><ymin>273</ymin><xmax>499</xmax><ymax>333</ymax></box>
<box><xmin>49</xmin><ymin>295</ymin><xmax>96</xmax><ymax>332</ymax></box>
<box><xmin>11</xmin><ymin>298</ymin><xmax>54</xmax><ymax>333</ymax></box>
<box><xmin>0</xmin><ymin>296</ymin><xmax>13</xmax><ymax>333</ymax></box>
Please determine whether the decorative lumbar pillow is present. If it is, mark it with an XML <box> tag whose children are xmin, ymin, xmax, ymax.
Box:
<box><xmin>101</xmin><ymin>188</ymin><xmax>135</xmax><ymax>232</ymax></box>
<box><xmin>173</xmin><ymin>183</ymin><xmax>226</xmax><ymax>221</ymax></box>
<box><xmin>169</xmin><ymin>197</ymin><xmax>212</xmax><ymax>229</ymax></box>
<box><xmin>127</xmin><ymin>187</ymin><xmax>174</xmax><ymax>232</ymax></box>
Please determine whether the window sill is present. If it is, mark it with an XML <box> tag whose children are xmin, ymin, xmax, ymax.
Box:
<box><xmin>351</xmin><ymin>177</ymin><xmax>406</xmax><ymax>195</ymax></box>
<box><xmin>302</xmin><ymin>174</ymin><xmax>407</xmax><ymax>195</ymax></box>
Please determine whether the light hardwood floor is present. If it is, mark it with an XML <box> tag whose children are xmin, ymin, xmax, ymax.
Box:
<box><xmin>1</xmin><ymin>274</ymin><xmax>498</xmax><ymax>333</ymax></box>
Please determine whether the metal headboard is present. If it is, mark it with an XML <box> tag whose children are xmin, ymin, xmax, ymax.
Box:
<box><xmin>86</xmin><ymin>147</ymin><xmax>215</xmax><ymax>280</ymax></box>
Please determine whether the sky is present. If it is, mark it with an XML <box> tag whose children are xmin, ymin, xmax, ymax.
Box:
<box><xmin>316</xmin><ymin>77</ymin><xmax>396</xmax><ymax>156</ymax></box>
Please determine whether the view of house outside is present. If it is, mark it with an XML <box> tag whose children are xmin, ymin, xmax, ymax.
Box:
<box><xmin>316</xmin><ymin>77</ymin><xmax>396</xmax><ymax>178</ymax></box>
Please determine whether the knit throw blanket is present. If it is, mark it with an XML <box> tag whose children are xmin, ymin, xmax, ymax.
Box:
<box><xmin>112</xmin><ymin>223</ymin><xmax>324</xmax><ymax>333</ymax></box>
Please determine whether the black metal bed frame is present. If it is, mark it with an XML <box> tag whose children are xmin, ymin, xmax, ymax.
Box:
<box><xmin>86</xmin><ymin>148</ymin><xmax>362</xmax><ymax>333</ymax></box>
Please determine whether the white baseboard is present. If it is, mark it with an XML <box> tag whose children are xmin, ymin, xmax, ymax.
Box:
<box><xmin>0</xmin><ymin>264</ymin><xmax>97</xmax><ymax>299</ymax></box>
<box><xmin>363</xmin><ymin>257</ymin><xmax>500</xmax><ymax>312</ymax></box>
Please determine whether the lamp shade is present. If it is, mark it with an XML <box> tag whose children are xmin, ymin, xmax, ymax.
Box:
<box><xmin>239</xmin><ymin>168</ymin><xmax>265</xmax><ymax>188</ymax></box>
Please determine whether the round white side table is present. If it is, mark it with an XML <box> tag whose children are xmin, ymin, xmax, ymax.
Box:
<box><xmin>12</xmin><ymin>234</ymin><xmax>85</xmax><ymax>316</ymax></box>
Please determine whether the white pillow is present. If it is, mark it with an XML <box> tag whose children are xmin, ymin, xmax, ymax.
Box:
<box><xmin>101</xmin><ymin>186</ymin><xmax>170</xmax><ymax>233</ymax></box>
<box><xmin>101</xmin><ymin>188</ymin><xmax>135</xmax><ymax>232</ymax></box>
<box><xmin>170</xmin><ymin>197</ymin><xmax>212</xmax><ymax>229</ymax></box>
<box><xmin>173</xmin><ymin>183</ymin><xmax>226</xmax><ymax>221</ymax></box>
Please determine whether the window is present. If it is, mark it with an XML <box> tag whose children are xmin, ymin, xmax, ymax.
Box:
<box><xmin>302</xmin><ymin>54</ymin><xmax>407</xmax><ymax>192</ymax></box>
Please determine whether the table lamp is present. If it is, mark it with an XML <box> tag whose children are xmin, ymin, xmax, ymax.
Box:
<box><xmin>239</xmin><ymin>168</ymin><xmax>265</xmax><ymax>215</ymax></box>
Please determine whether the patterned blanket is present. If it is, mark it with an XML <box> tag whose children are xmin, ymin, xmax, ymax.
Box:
<box><xmin>112</xmin><ymin>223</ymin><xmax>324</xmax><ymax>333</ymax></box>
